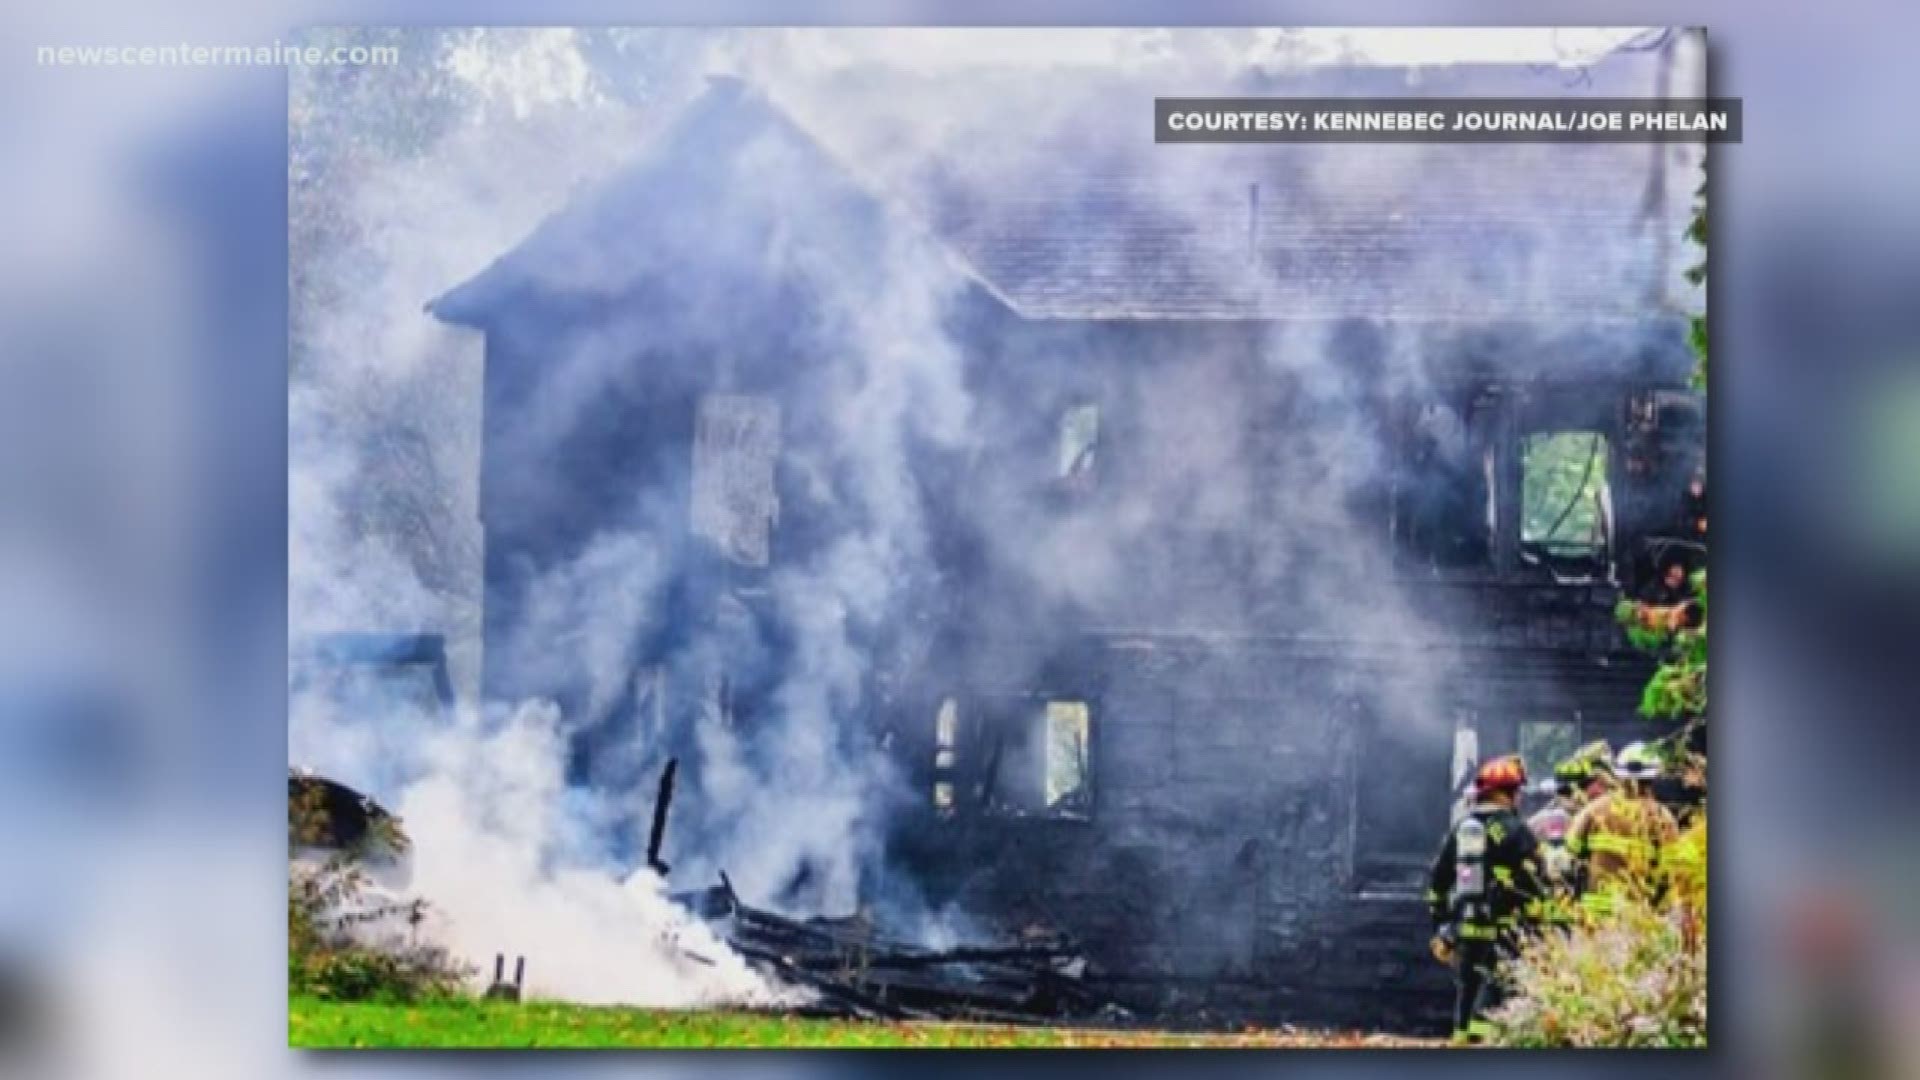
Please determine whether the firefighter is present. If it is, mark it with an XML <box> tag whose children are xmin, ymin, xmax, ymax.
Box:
<box><xmin>1427</xmin><ymin>754</ymin><xmax>1546</xmax><ymax>1044</ymax></box>
<box><xmin>1527</xmin><ymin>758</ymin><xmax>1592</xmax><ymax>883</ymax></box>
<box><xmin>1534</xmin><ymin>742</ymin><xmax>1615</xmax><ymax>824</ymax></box>
<box><xmin>1566</xmin><ymin>741</ymin><xmax>1680</xmax><ymax>919</ymax></box>
<box><xmin>1526</xmin><ymin>746</ymin><xmax>1615</xmax><ymax>930</ymax></box>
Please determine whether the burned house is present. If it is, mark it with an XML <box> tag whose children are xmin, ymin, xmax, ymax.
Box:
<box><xmin>428</xmin><ymin>50</ymin><xmax>1706</xmax><ymax>1032</ymax></box>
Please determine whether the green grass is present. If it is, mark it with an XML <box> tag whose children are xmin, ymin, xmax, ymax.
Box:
<box><xmin>289</xmin><ymin>996</ymin><xmax>1440</xmax><ymax>1049</ymax></box>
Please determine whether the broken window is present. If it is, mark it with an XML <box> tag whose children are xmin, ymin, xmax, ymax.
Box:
<box><xmin>932</xmin><ymin>697</ymin><xmax>958</xmax><ymax>813</ymax></box>
<box><xmin>1395</xmin><ymin>398</ymin><xmax>1495</xmax><ymax>569</ymax></box>
<box><xmin>1043</xmin><ymin>701</ymin><xmax>1091</xmax><ymax>816</ymax></box>
<box><xmin>1518</xmin><ymin>719</ymin><xmax>1581</xmax><ymax>791</ymax></box>
<box><xmin>939</xmin><ymin>694</ymin><xmax>1092</xmax><ymax>819</ymax></box>
<box><xmin>1521</xmin><ymin>431</ymin><xmax>1611</xmax><ymax>568</ymax></box>
<box><xmin>1056</xmin><ymin>403</ymin><xmax>1100</xmax><ymax>489</ymax></box>
<box><xmin>691</xmin><ymin>394</ymin><xmax>781</xmax><ymax>566</ymax></box>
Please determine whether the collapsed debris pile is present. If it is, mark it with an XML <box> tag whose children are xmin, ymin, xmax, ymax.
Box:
<box><xmin>672</xmin><ymin>874</ymin><xmax>1120</xmax><ymax>1024</ymax></box>
<box><xmin>645</xmin><ymin>758</ymin><xmax>1123</xmax><ymax>1024</ymax></box>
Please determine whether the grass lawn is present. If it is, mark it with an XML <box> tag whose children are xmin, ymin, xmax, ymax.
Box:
<box><xmin>290</xmin><ymin>997</ymin><xmax>1442</xmax><ymax>1049</ymax></box>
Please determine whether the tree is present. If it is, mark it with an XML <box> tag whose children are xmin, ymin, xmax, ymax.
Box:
<box><xmin>1623</xmin><ymin>176</ymin><xmax>1710</xmax><ymax>732</ymax></box>
<box><xmin>1491</xmin><ymin>168</ymin><xmax>1709</xmax><ymax>1051</ymax></box>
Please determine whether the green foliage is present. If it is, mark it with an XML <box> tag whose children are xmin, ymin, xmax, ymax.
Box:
<box><xmin>288</xmin><ymin>997</ymin><xmax>1440</xmax><ymax>1049</ymax></box>
<box><xmin>1496</xmin><ymin>165</ymin><xmax>1713</xmax><ymax>1050</ymax></box>
<box><xmin>1614</xmin><ymin>570</ymin><xmax>1708</xmax><ymax>721</ymax></box>
<box><xmin>1490</xmin><ymin>883</ymin><xmax>1707</xmax><ymax>1048</ymax></box>
<box><xmin>1521</xmin><ymin>431</ymin><xmax>1608</xmax><ymax>550</ymax></box>
<box><xmin>1688</xmin><ymin>315</ymin><xmax>1708</xmax><ymax>391</ymax></box>
<box><xmin>289</xmin><ymin>787</ymin><xmax>468</xmax><ymax>1003</ymax></box>
<box><xmin>291</xmin><ymin>933</ymin><xmax>463</xmax><ymax>1004</ymax></box>
<box><xmin>1614</xmin><ymin>598</ymin><xmax>1670</xmax><ymax>652</ymax></box>
<box><xmin>289</xmin><ymin>855</ymin><xmax>465</xmax><ymax>1003</ymax></box>
<box><xmin>1640</xmin><ymin>661</ymin><xmax>1704</xmax><ymax>722</ymax></box>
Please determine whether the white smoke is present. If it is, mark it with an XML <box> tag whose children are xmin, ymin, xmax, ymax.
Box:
<box><xmin>397</xmin><ymin>700</ymin><xmax>785</xmax><ymax>1006</ymax></box>
<box><xmin>287</xmin><ymin>29</ymin><xmax>791</xmax><ymax>1007</ymax></box>
<box><xmin>289</xmin><ymin>27</ymin><xmax>984</xmax><ymax>1008</ymax></box>
<box><xmin>289</xmin><ymin>28</ymin><xmax>1697</xmax><ymax>1010</ymax></box>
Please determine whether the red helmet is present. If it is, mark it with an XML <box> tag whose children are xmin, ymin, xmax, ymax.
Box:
<box><xmin>1474</xmin><ymin>754</ymin><xmax>1528</xmax><ymax>794</ymax></box>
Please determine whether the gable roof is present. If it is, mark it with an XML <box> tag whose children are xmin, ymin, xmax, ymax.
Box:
<box><xmin>431</xmin><ymin>46</ymin><xmax>1704</xmax><ymax>327</ymax></box>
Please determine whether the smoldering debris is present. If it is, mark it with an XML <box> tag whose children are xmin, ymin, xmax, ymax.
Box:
<box><xmin>291</xmin><ymin>695</ymin><xmax>796</xmax><ymax>1010</ymax></box>
<box><xmin>290</xmin><ymin>754</ymin><xmax>1121</xmax><ymax>1025</ymax></box>
<box><xmin>290</xmin><ymin>29</ymin><xmax>1708</xmax><ymax>1033</ymax></box>
<box><xmin>637</xmin><ymin>758</ymin><xmax>1121</xmax><ymax>1026</ymax></box>
<box><xmin>669</xmin><ymin>873</ymin><xmax>1120</xmax><ymax>1025</ymax></box>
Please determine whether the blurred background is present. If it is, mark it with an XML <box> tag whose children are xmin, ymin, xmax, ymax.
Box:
<box><xmin>1</xmin><ymin>1</ymin><xmax>1916</xmax><ymax>1078</ymax></box>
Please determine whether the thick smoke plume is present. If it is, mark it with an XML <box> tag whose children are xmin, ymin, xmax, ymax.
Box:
<box><xmin>290</xmin><ymin>28</ymin><xmax>1701</xmax><ymax>1008</ymax></box>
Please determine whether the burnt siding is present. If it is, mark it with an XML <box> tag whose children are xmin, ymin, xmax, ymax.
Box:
<box><xmin>893</xmin><ymin>625</ymin><xmax>1658</xmax><ymax>1034</ymax></box>
<box><xmin>473</xmin><ymin>287</ymin><xmax>1688</xmax><ymax>1033</ymax></box>
<box><xmin>444</xmin><ymin>71</ymin><xmax>1704</xmax><ymax>1034</ymax></box>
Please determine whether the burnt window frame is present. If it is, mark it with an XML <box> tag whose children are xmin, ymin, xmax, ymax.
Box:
<box><xmin>931</xmin><ymin>695</ymin><xmax>960</xmax><ymax>815</ymax></box>
<box><xmin>1518</xmin><ymin>428</ymin><xmax>1615</xmax><ymax>575</ymax></box>
<box><xmin>1388</xmin><ymin>390</ymin><xmax>1501</xmax><ymax>575</ymax></box>
<box><xmin>1512</xmin><ymin>385</ymin><xmax>1624</xmax><ymax>583</ymax></box>
<box><xmin>1040</xmin><ymin>699</ymin><xmax>1093</xmax><ymax>819</ymax></box>
<box><xmin>1054</xmin><ymin>401</ymin><xmax>1102</xmax><ymax>493</ymax></box>
<box><xmin>1389</xmin><ymin>384</ymin><xmax>1641</xmax><ymax>586</ymax></box>
<box><xmin>929</xmin><ymin>689</ymin><xmax>1097</xmax><ymax>823</ymax></box>
<box><xmin>1517</xmin><ymin>716</ymin><xmax>1583</xmax><ymax>797</ymax></box>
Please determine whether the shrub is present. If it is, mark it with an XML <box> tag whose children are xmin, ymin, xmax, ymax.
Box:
<box><xmin>1489</xmin><ymin>831</ymin><xmax>1708</xmax><ymax>1048</ymax></box>
<box><xmin>289</xmin><ymin>783</ymin><xmax>470</xmax><ymax>1003</ymax></box>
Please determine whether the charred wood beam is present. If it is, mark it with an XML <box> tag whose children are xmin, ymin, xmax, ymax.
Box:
<box><xmin>677</xmin><ymin>869</ymin><xmax>1114</xmax><ymax>1024</ymax></box>
<box><xmin>826</xmin><ymin>944</ymin><xmax>1080</xmax><ymax>971</ymax></box>
<box><xmin>730</xmin><ymin>943</ymin><xmax>908</xmax><ymax>1021</ymax></box>
<box><xmin>646</xmin><ymin>758</ymin><xmax>678</xmax><ymax>877</ymax></box>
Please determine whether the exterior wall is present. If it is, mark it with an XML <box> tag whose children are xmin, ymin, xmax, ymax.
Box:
<box><xmin>888</xmin><ymin>624</ymin><xmax>1659</xmax><ymax>1033</ymax></box>
<box><xmin>471</xmin><ymin>291</ymin><xmax>1696</xmax><ymax>1032</ymax></box>
<box><xmin>870</xmin><ymin>307</ymin><xmax>1692</xmax><ymax>1032</ymax></box>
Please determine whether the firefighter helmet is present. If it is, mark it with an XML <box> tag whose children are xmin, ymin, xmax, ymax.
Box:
<box><xmin>1614</xmin><ymin>741</ymin><xmax>1662</xmax><ymax>781</ymax></box>
<box><xmin>1553</xmin><ymin>758</ymin><xmax>1592</xmax><ymax>785</ymax></box>
<box><xmin>1553</xmin><ymin>740</ymin><xmax>1616</xmax><ymax>792</ymax></box>
<box><xmin>1473</xmin><ymin>754</ymin><xmax>1528</xmax><ymax>794</ymax></box>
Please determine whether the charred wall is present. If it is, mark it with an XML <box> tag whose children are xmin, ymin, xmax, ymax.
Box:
<box><xmin>870</xmin><ymin>307</ymin><xmax>1692</xmax><ymax>1032</ymax></box>
<box><xmin>467</xmin><ymin>246</ymin><xmax>1699</xmax><ymax>1032</ymax></box>
<box><xmin>885</xmin><ymin>628</ymin><xmax>1660</xmax><ymax>1033</ymax></box>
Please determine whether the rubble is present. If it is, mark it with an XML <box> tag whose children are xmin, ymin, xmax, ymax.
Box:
<box><xmin>633</xmin><ymin>750</ymin><xmax>1121</xmax><ymax>1025</ymax></box>
<box><xmin>669</xmin><ymin>873</ymin><xmax>1121</xmax><ymax>1025</ymax></box>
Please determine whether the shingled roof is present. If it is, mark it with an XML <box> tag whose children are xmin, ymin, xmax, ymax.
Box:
<box><xmin>431</xmin><ymin>44</ymin><xmax>1704</xmax><ymax>326</ymax></box>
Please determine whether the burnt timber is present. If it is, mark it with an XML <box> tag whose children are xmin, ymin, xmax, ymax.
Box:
<box><xmin>676</xmin><ymin>874</ymin><xmax>1115</xmax><ymax>1024</ymax></box>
